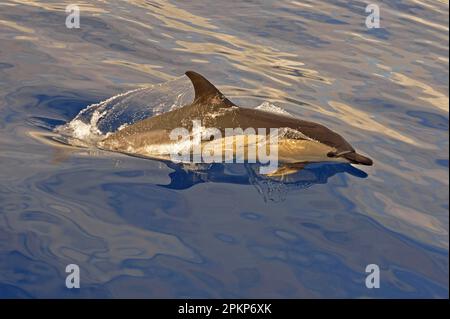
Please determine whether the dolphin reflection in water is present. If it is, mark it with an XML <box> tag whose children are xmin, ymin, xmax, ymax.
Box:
<box><xmin>159</xmin><ymin>161</ymin><xmax>368</xmax><ymax>202</ymax></box>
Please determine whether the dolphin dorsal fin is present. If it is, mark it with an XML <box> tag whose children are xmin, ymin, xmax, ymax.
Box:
<box><xmin>185</xmin><ymin>71</ymin><xmax>232</xmax><ymax>105</ymax></box>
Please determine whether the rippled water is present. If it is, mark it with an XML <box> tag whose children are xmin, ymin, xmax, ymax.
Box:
<box><xmin>0</xmin><ymin>0</ymin><xmax>448</xmax><ymax>298</ymax></box>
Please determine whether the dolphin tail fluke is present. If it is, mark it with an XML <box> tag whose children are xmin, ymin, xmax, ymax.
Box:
<box><xmin>343</xmin><ymin>152</ymin><xmax>373</xmax><ymax>166</ymax></box>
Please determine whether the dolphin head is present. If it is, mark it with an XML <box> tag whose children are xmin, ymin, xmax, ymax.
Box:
<box><xmin>284</xmin><ymin>121</ymin><xmax>374</xmax><ymax>166</ymax></box>
<box><xmin>327</xmin><ymin>149</ymin><xmax>373</xmax><ymax>166</ymax></box>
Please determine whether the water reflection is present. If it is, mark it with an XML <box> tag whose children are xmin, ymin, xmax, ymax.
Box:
<box><xmin>161</xmin><ymin>161</ymin><xmax>368</xmax><ymax>202</ymax></box>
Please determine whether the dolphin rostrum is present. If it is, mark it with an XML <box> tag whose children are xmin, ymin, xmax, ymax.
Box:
<box><xmin>99</xmin><ymin>71</ymin><xmax>373</xmax><ymax>174</ymax></box>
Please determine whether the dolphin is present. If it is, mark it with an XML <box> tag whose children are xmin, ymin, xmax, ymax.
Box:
<box><xmin>99</xmin><ymin>71</ymin><xmax>373</xmax><ymax>173</ymax></box>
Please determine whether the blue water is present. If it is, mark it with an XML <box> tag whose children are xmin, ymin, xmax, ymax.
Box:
<box><xmin>0</xmin><ymin>0</ymin><xmax>448</xmax><ymax>298</ymax></box>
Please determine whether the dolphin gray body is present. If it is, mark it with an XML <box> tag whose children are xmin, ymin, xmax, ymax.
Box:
<box><xmin>99</xmin><ymin>71</ymin><xmax>373</xmax><ymax>171</ymax></box>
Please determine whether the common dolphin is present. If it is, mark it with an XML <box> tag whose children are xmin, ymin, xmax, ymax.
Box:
<box><xmin>99</xmin><ymin>71</ymin><xmax>373</xmax><ymax>173</ymax></box>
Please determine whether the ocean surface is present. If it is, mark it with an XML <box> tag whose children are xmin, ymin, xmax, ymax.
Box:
<box><xmin>0</xmin><ymin>0</ymin><xmax>448</xmax><ymax>298</ymax></box>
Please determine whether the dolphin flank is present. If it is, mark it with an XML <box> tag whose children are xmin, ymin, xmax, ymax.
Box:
<box><xmin>99</xmin><ymin>71</ymin><xmax>373</xmax><ymax>170</ymax></box>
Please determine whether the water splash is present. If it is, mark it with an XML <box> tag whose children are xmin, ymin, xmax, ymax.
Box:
<box><xmin>55</xmin><ymin>76</ymin><xmax>195</xmax><ymax>142</ymax></box>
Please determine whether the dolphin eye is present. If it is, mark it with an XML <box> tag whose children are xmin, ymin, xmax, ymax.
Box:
<box><xmin>327</xmin><ymin>151</ymin><xmax>336</xmax><ymax>158</ymax></box>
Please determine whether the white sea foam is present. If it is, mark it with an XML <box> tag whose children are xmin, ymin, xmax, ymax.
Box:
<box><xmin>255</xmin><ymin>101</ymin><xmax>293</xmax><ymax>117</ymax></box>
<box><xmin>58</xmin><ymin>109</ymin><xmax>106</xmax><ymax>144</ymax></box>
